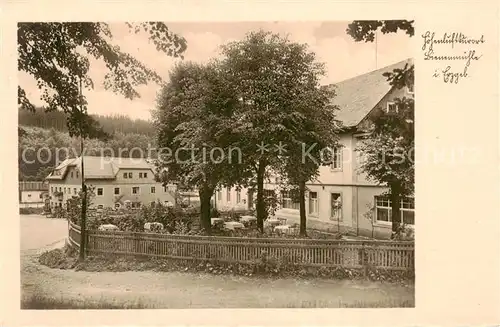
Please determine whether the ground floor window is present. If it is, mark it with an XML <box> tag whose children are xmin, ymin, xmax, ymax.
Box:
<box><xmin>375</xmin><ymin>196</ymin><xmax>415</xmax><ymax>225</ymax></box>
<box><xmin>281</xmin><ymin>190</ymin><xmax>299</xmax><ymax>210</ymax></box>
<box><xmin>308</xmin><ymin>191</ymin><xmax>318</xmax><ymax>215</ymax></box>
<box><xmin>330</xmin><ymin>193</ymin><xmax>342</xmax><ymax>220</ymax></box>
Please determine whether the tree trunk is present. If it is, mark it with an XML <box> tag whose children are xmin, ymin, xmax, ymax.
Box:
<box><xmin>298</xmin><ymin>181</ymin><xmax>307</xmax><ymax>236</ymax></box>
<box><xmin>79</xmin><ymin>142</ymin><xmax>86</xmax><ymax>261</ymax></box>
<box><xmin>390</xmin><ymin>183</ymin><xmax>402</xmax><ymax>236</ymax></box>
<box><xmin>199</xmin><ymin>184</ymin><xmax>214</xmax><ymax>235</ymax></box>
<box><xmin>256</xmin><ymin>160</ymin><xmax>266</xmax><ymax>233</ymax></box>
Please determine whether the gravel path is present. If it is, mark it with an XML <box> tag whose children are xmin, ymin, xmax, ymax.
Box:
<box><xmin>20</xmin><ymin>215</ymin><xmax>415</xmax><ymax>308</ymax></box>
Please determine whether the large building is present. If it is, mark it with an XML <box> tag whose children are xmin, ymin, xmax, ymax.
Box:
<box><xmin>214</xmin><ymin>59</ymin><xmax>415</xmax><ymax>239</ymax></box>
<box><xmin>45</xmin><ymin>156</ymin><xmax>176</xmax><ymax>210</ymax></box>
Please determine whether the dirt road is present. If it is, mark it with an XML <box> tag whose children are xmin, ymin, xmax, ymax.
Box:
<box><xmin>20</xmin><ymin>215</ymin><xmax>414</xmax><ymax>308</ymax></box>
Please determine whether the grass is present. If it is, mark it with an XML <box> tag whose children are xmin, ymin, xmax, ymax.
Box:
<box><xmin>38</xmin><ymin>245</ymin><xmax>414</xmax><ymax>283</ymax></box>
<box><xmin>21</xmin><ymin>293</ymin><xmax>413</xmax><ymax>309</ymax></box>
<box><xmin>22</xmin><ymin>293</ymin><xmax>149</xmax><ymax>309</ymax></box>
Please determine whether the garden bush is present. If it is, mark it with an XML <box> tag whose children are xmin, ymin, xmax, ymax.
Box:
<box><xmin>19</xmin><ymin>207</ymin><xmax>44</xmax><ymax>215</ymax></box>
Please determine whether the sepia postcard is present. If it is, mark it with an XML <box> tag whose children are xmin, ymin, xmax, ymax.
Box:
<box><xmin>0</xmin><ymin>0</ymin><xmax>499</xmax><ymax>326</ymax></box>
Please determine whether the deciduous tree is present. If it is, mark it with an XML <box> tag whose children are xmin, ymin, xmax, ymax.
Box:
<box><xmin>154</xmin><ymin>62</ymin><xmax>246</xmax><ymax>234</ymax></box>
<box><xmin>278</xmin><ymin>85</ymin><xmax>340</xmax><ymax>236</ymax></box>
<box><xmin>220</xmin><ymin>30</ymin><xmax>338</xmax><ymax>232</ymax></box>
<box><xmin>347</xmin><ymin>20</ymin><xmax>415</xmax><ymax>235</ymax></box>
<box><xmin>18</xmin><ymin>22</ymin><xmax>186</xmax><ymax>258</ymax></box>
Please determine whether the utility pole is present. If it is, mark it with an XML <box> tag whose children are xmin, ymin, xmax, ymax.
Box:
<box><xmin>375</xmin><ymin>29</ymin><xmax>378</xmax><ymax>69</ymax></box>
<box><xmin>78</xmin><ymin>76</ymin><xmax>87</xmax><ymax>261</ymax></box>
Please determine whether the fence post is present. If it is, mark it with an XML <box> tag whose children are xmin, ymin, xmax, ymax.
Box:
<box><xmin>133</xmin><ymin>232</ymin><xmax>140</xmax><ymax>254</ymax></box>
<box><xmin>361</xmin><ymin>241</ymin><xmax>367</xmax><ymax>278</ymax></box>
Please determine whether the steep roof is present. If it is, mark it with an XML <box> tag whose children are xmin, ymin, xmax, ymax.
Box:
<box><xmin>331</xmin><ymin>58</ymin><xmax>413</xmax><ymax>128</ymax></box>
<box><xmin>19</xmin><ymin>181</ymin><xmax>49</xmax><ymax>191</ymax></box>
<box><xmin>46</xmin><ymin>156</ymin><xmax>156</xmax><ymax>180</ymax></box>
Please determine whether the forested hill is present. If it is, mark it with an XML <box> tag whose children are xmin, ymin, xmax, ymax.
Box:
<box><xmin>18</xmin><ymin>125</ymin><xmax>158</xmax><ymax>181</ymax></box>
<box><xmin>18</xmin><ymin>107</ymin><xmax>156</xmax><ymax>136</ymax></box>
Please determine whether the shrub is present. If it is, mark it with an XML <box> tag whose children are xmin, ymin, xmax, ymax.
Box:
<box><xmin>392</xmin><ymin>224</ymin><xmax>414</xmax><ymax>241</ymax></box>
<box><xmin>19</xmin><ymin>207</ymin><xmax>43</xmax><ymax>215</ymax></box>
<box><xmin>38</xmin><ymin>246</ymin><xmax>78</xmax><ymax>269</ymax></box>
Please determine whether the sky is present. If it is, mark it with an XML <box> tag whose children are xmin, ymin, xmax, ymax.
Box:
<box><xmin>19</xmin><ymin>21</ymin><xmax>414</xmax><ymax>121</ymax></box>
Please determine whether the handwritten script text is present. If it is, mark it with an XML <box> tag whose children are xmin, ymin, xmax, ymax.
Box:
<box><xmin>421</xmin><ymin>31</ymin><xmax>485</xmax><ymax>84</ymax></box>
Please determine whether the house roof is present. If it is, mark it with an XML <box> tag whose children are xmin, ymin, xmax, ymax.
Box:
<box><xmin>331</xmin><ymin>58</ymin><xmax>413</xmax><ymax>128</ymax></box>
<box><xmin>19</xmin><ymin>181</ymin><xmax>48</xmax><ymax>191</ymax></box>
<box><xmin>46</xmin><ymin>156</ymin><xmax>156</xmax><ymax>180</ymax></box>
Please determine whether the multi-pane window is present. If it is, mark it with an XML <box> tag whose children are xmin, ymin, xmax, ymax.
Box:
<box><xmin>151</xmin><ymin>186</ymin><xmax>156</xmax><ymax>194</ymax></box>
<box><xmin>114</xmin><ymin>187</ymin><xmax>120</xmax><ymax>195</ymax></box>
<box><xmin>139</xmin><ymin>173</ymin><xmax>143</xmax><ymax>178</ymax></box>
<box><xmin>281</xmin><ymin>190</ymin><xmax>299</xmax><ymax>210</ymax></box>
<box><xmin>375</xmin><ymin>196</ymin><xmax>415</xmax><ymax>225</ymax></box>
<box><xmin>128</xmin><ymin>172</ymin><xmax>133</xmax><ymax>179</ymax></box>
<box><xmin>330</xmin><ymin>193</ymin><xmax>342</xmax><ymax>220</ymax></box>
<box><xmin>236</xmin><ymin>189</ymin><xmax>241</xmax><ymax>203</ymax></box>
<box><xmin>132</xmin><ymin>187</ymin><xmax>139</xmax><ymax>194</ymax></box>
<box><xmin>144</xmin><ymin>172</ymin><xmax>148</xmax><ymax>178</ymax></box>
<box><xmin>331</xmin><ymin>147</ymin><xmax>342</xmax><ymax>170</ymax></box>
<box><xmin>226</xmin><ymin>187</ymin><xmax>231</xmax><ymax>202</ymax></box>
<box><xmin>386</xmin><ymin>102</ymin><xmax>399</xmax><ymax>113</ymax></box>
<box><xmin>97</xmin><ymin>188</ymin><xmax>103</xmax><ymax>196</ymax></box>
<box><xmin>308</xmin><ymin>191</ymin><xmax>319</xmax><ymax>215</ymax></box>
<box><xmin>123</xmin><ymin>172</ymin><xmax>128</xmax><ymax>179</ymax></box>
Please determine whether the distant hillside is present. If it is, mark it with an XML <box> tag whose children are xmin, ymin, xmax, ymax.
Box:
<box><xmin>18</xmin><ymin>126</ymin><xmax>158</xmax><ymax>181</ymax></box>
<box><xmin>18</xmin><ymin>107</ymin><xmax>156</xmax><ymax>136</ymax></box>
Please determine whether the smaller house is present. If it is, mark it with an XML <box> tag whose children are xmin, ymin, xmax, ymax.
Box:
<box><xmin>45</xmin><ymin>156</ymin><xmax>177</xmax><ymax>210</ymax></box>
<box><xmin>19</xmin><ymin>181</ymin><xmax>49</xmax><ymax>208</ymax></box>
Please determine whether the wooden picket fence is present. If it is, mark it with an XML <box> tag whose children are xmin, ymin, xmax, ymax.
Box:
<box><xmin>68</xmin><ymin>221</ymin><xmax>414</xmax><ymax>271</ymax></box>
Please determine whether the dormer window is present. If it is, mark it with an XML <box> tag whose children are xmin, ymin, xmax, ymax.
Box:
<box><xmin>386</xmin><ymin>102</ymin><xmax>398</xmax><ymax>113</ymax></box>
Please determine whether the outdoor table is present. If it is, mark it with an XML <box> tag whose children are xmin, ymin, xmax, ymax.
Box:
<box><xmin>224</xmin><ymin>221</ymin><xmax>245</xmax><ymax>230</ymax></box>
<box><xmin>211</xmin><ymin>217</ymin><xmax>224</xmax><ymax>225</ymax></box>
<box><xmin>265</xmin><ymin>218</ymin><xmax>282</xmax><ymax>227</ymax></box>
<box><xmin>240</xmin><ymin>215</ymin><xmax>257</xmax><ymax>223</ymax></box>
<box><xmin>274</xmin><ymin>225</ymin><xmax>299</xmax><ymax>235</ymax></box>
<box><xmin>98</xmin><ymin>224</ymin><xmax>119</xmax><ymax>231</ymax></box>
